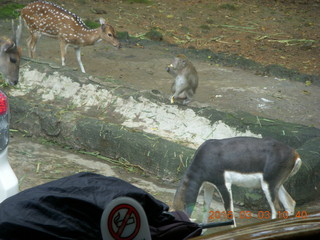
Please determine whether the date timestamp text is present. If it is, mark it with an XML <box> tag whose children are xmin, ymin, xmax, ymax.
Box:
<box><xmin>209</xmin><ymin>210</ymin><xmax>308</xmax><ymax>220</ymax></box>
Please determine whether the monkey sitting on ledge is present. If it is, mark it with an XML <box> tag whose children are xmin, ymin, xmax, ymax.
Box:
<box><xmin>166</xmin><ymin>54</ymin><xmax>199</xmax><ymax>105</ymax></box>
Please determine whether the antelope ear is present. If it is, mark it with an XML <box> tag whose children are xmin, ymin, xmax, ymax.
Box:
<box><xmin>99</xmin><ymin>18</ymin><xmax>106</xmax><ymax>25</ymax></box>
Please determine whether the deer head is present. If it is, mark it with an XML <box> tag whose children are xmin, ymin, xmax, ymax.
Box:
<box><xmin>99</xmin><ymin>18</ymin><xmax>121</xmax><ymax>49</ymax></box>
<box><xmin>0</xmin><ymin>17</ymin><xmax>22</xmax><ymax>86</ymax></box>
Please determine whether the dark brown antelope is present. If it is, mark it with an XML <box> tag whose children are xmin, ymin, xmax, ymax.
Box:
<box><xmin>21</xmin><ymin>1</ymin><xmax>120</xmax><ymax>73</ymax></box>
<box><xmin>0</xmin><ymin>17</ymin><xmax>22</xmax><ymax>85</ymax></box>
<box><xmin>173</xmin><ymin>137</ymin><xmax>302</xmax><ymax>226</ymax></box>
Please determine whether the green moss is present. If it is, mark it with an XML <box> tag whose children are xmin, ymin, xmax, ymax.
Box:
<box><xmin>0</xmin><ymin>3</ymin><xmax>25</xmax><ymax>19</ymax></box>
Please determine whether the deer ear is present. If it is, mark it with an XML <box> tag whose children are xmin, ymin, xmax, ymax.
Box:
<box><xmin>14</xmin><ymin>16</ymin><xmax>23</xmax><ymax>47</ymax></box>
<box><xmin>2</xmin><ymin>41</ymin><xmax>16</xmax><ymax>53</ymax></box>
<box><xmin>99</xmin><ymin>18</ymin><xmax>107</xmax><ymax>32</ymax></box>
<box><xmin>99</xmin><ymin>18</ymin><xmax>106</xmax><ymax>25</ymax></box>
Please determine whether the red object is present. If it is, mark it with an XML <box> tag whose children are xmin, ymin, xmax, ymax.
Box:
<box><xmin>0</xmin><ymin>92</ymin><xmax>8</xmax><ymax>115</ymax></box>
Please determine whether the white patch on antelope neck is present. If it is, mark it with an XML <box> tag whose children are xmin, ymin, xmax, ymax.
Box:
<box><xmin>224</xmin><ymin>171</ymin><xmax>263</xmax><ymax>188</ymax></box>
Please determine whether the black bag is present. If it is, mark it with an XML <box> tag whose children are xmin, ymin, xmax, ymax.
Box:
<box><xmin>150</xmin><ymin>211</ymin><xmax>202</xmax><ymax>240</ymax></box>
<box><xmin>0</xmin><ymin>172</ymin><xmax>201</xmax><ymax>240</ymax></box>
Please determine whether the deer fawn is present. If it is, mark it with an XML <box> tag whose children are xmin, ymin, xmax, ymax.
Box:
<box><xmin>173</xmin><ymin>137</ymin><xmax>302</xmax><ymax>226</ymax></box>
<box><xmin>21</xmin><ymin>1</ymin><xmax>120</xmax><ymax>73</ymax></box>
<box><xmin>0</xmin><ymin>17</ymin><xmax>22</xmax><ymax>85</ymax></box>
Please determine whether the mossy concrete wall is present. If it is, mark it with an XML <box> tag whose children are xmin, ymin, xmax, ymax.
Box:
<box><xmin>6</xmin><ymin>60</ymin><xmax>320</xmax><ymax>206</ymax></box>
<box><xmin>9</xmin><ymin>97</ymin><xmax>194</xmax><ymax>178</ymax></box>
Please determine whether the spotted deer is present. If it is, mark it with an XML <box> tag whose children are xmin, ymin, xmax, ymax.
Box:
<box><xmin>173</xmin><ymin>137</ymin><xmax>302</xmax><ymax>226</ymax></box>
<box><xmin>0</xmin><ymin>17</ymin><xmax>22</xmax><ymax>85</ymax></box>
<box><xmin>21</xmin><ymin>1</ymin><xmax>120</xmax><ymax>73</ymax></box>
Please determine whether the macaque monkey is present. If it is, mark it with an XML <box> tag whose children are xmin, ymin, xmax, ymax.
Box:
<box><xmin>166</xmin><ymin>54</ymin><xmax>199</xmax><ymax>105</ymax></box>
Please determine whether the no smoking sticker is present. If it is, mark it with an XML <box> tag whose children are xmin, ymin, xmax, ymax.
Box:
<box><xmin>108</xmin><ymin>203</ymin><xmax>141</xmax><ymax>240</ymax></box>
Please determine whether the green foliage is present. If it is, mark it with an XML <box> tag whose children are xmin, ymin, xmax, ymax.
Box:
<box><xmin>83</xmin><ymin>20</ymin><xmax>100</xmax><ymax>29</ymax></box>
<box><xmin>145</xmin><ymin>28</ymin><xmax>163</xmax><ymax>41</ymax></box>
<box><xmin>0</xmin><ymin>3</ymin><xmax>25</xmax><ymax>19</ymax></box>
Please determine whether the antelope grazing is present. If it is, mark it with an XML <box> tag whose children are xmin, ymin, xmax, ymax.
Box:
<box><xmin>21</xmin><ymin>1</ymin><xmax>120</xmax><ymax>73</ymax></box>
<box><xmin>173</xmin><ymin>137</ymin><xmax>302</xmax><ymax>226</ymax></box>
<box><xmin>0</xmin><ymin>17</ymin><xmax>22</xmax><ymax>85</ymax></box>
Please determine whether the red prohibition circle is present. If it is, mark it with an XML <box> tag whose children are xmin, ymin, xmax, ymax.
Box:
<box><xmin>107</xmin><ymin>204</ymin><xmax>141</xmax><ymax>240</ymax></box>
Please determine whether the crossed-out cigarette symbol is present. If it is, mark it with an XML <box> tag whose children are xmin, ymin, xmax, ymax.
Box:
<box><xmin>108</xmin><ymin>204</ymin><xmax>141</xmax><ymax>240</ymax></box>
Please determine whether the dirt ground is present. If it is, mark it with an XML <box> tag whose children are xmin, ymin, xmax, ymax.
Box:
<box><xmin>50</xmin><ymin>0</ymin><xmax>320</xmax><ymax>76</ymax></box>
<box><xmin>11</xmin><ymin>3</ymin><xmax>316</xmax><ymax>162</ymax></box>
<box><xmin>6</xmin><ymin>0</ymin><xmax>318</xmax><ymax>128</ymax></box>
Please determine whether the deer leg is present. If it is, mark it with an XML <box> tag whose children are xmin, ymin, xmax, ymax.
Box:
<box><xmin>278</xmin><ymin>185</ymin><xmax>296</xmax><ymax>216</ymax></box>
<box><xmin>59</xmin><ymin>41</ymin><xmax>69</xmax><ymax>67</ymax></box>
<box><xmin>75</xmin><ymin>47</ymin><xmax>85</xmax><ymax>73</ymax></box>
<box><xmin>27</xmin><ymin>32</ymin><xmax>41</xmax><ymax>58</ymax></box>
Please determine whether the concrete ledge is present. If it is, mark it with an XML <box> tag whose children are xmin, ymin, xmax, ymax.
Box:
<box><xmin>9</xmin><ymin>97</ymin><xmax>194</xmax><ymax>179</ymax></box>
<box><xmin>7</xmin><ymin>60</ymin><xmax>320</xmax><ymax>205</ymax></box>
